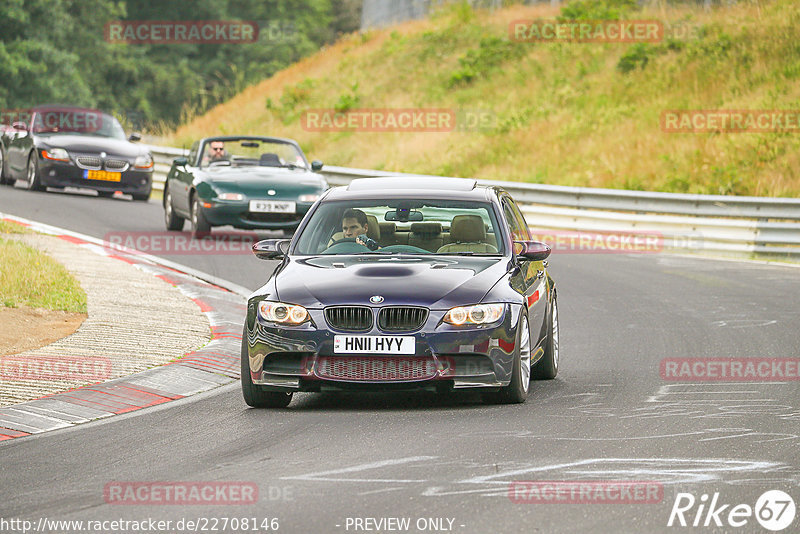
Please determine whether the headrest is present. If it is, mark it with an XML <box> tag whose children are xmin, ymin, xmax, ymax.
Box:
<box><xmin>449</xmin><ymin>215</ymin><xmax>486</xmax><ymax>242</ymax></box>
<box><xmin>378</xmin><ymin>222</ymin><xmax>396</xmax><ymax>237</ymax></box>
<box><xmin>259</xmin><ymin>153</ymin><xmax>281</xmax><ymax>167</ymax></box>
<box><xmin>410</xmin><ymin>222</ymin><xmax>442</xmax><ymax>236</ymax></box>
<box><xmin>366</xmin><ymin>215</ymin><xmax>381</xmax><ymax>240</ymax></box>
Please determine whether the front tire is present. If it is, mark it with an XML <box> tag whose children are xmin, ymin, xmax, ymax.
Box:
<box><xmin>26</xmin><ymin>153</ymin><xmax>44</xmax><ymax>191</ymax></box>
<box><xmin>533</xmin><ymin>290</ymin><xmax>559</xmax><ymax>380</ymax></box>
<box><xmin>483</xmin><ymin>311</ymin><xmax>531</xmax><ymax>404</ymax></box>
<box><xmin>190</xmin><ymin>194</ymin><xmax>211</xmax><ymax>238</ymax></box>
<box><xmin>164</xmin><ymin>187</ymin><xmax>185</xmax><ymax>231</ymax></box>
<box><xmin>240</xmin><ymin>327</ymin><xmax>293</xmax><ymax>408</ymax></box>
<box><xmin>132</xmin><ymin>190</ymin><xmax>151</xmax><ymax>202</ymax></box>
<box><xmin>0</xmin><ymin>147</ymin><xmax>9</xmax><ymax>185</ymax></box>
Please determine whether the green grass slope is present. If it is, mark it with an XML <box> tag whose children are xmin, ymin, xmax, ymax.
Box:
<box><xmin>166</xmin><ymin>0</ymin><xmax>800</xmax><ymax>197</ymax></box>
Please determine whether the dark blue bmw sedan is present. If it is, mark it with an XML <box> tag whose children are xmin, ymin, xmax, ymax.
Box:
<box><xmin>241</xmin><ymin>177</ymin><xmax>559</xmax><ymax>407</ymax></box>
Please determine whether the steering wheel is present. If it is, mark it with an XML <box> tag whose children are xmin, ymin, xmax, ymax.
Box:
<box><xmin>328</xmin><ymin>237</ymin><xmax>359</xmax><ymax>247</ymax></box>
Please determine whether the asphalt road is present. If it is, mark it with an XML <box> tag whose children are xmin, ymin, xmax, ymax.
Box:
<box><xmin>1</xmin><ymin>184</ymin><xmax>799</xmax><ymax>534</ymax></box>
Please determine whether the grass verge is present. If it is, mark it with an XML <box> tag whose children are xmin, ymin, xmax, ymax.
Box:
<box><xmin>0</xmin><ymin>224</ymin><xmax>87</xmax><ymax>313</ymax></box>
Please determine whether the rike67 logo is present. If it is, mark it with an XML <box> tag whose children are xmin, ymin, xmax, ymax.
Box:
<box><xmin>668</xmin><ymin>490</ymin><xmax>796</xmax><ymax>531</ymax></box>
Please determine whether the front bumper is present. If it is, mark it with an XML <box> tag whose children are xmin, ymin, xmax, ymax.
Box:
<box><xmin>243</xmin><ymin>304</ymin><xmax>524</xmax><ymax>392</ymax></box>
<box><xmin>38</xmin><ymin>160</ymin><xmax>152</xmax><ymax>194</ymax></box>
<box><xmin>200</xmin><ymin>200</ymin><xmax>314</xmax><ymax>231</ymax></box>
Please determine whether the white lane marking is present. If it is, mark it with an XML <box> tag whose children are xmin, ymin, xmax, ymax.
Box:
<box><xmin>711</xmin><ymin>319</ymin><xmax>778</xmax><ymax>328</ymax></box>
<box><xmin>457</xmin><ymin>458</ymin><xmax>780</xmax><ymax>485</ymax></box>
<box><xmin>645</xmin><ymin>383</ymin><xmax>783</xmax><ymax>404</ymax></box>
<box><xmin>698</xmin><ymin>428</ymin><xmax>799</xmax><ymax>443</ymax></box>
<box><xmin>281</xmin><ymin>456</ymin><xmax>437</xmax><ymax>483</ymax></box>
<box><xmin>421</xmin><ymin>458</ymin><xmax>791</xmax><ymax>497</ymax></box>
<box><xmin>357</xmin><ymin>487</ymin><xmax>405</xmax><ymax>496</ymax></box>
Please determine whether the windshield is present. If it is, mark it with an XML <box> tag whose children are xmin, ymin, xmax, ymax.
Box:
<box><xmin>32</xmin><ymin>110</ymin><xmax>126</xmax><ymax>139</ymax></box>
<box><xmin>294</xmin><ymin>199</ymin><xmax>504</xmax><ymax>256</ymax></box>
<box><xmin>200</xmin><ymin>138</ymin><xmax>307</xmax><ymax>169</ymax></box>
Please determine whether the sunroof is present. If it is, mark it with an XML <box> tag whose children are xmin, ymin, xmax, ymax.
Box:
<box><xmin>347</xmin><ymin>177</ymin><xmax>477</xmax><ymax>191</ymax></box>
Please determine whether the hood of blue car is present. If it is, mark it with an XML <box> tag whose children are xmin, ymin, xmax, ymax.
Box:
<box><xmin>273</xmin><ymin>256</ymin><xmax>508</xmax><ymax>310</ymax></box>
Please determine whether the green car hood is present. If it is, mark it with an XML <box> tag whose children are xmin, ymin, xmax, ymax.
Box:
<box><xmin>199</xmin><ymin>167</ymin><xmax>326</xmax><ymax>198</ymax></box>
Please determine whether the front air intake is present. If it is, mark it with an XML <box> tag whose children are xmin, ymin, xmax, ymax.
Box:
<box><xmin>324</xmin><ymin>306</ymin><xmax>373</xmax><ymax>332</ymax></box>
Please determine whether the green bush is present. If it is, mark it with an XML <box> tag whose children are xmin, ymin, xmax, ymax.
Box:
<box><xmin>559</xmin><ymin>0</ymin><xmax>639</xmax><ymax>21</ymax></box>
<box><xmin>334</xmin><ymin>82</ymin><xmax>361</xmax><ymax>113</ymax></box>
<box><xmin>617</xmin><ymin>43</ymin><xmax>657</xmax><ymax>73</ymax></box>
<box><xmin>448</xmin><ymin>36</ymin><xmax>525</xmax><ymax>87</ymax></box>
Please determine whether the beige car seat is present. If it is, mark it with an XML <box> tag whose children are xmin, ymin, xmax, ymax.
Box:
<box><xmin>437</xmin><ymin>215</ymin><xmax>498</xmax><ymax>253</ymax></box>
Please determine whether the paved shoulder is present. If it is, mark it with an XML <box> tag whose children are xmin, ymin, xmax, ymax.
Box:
<box><xmin>0</xmin><ymin>216</ymin><xmax>247</xmax><ymax>440</ymax></box>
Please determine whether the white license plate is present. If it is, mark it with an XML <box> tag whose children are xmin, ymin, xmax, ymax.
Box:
<box><xmin>249</xmin><ymin>200</ymin><xmax>296</xmax><ymax>213</ymax></box>
<box><xmin>333</xmin><ymin>335</ymin><xmax>415</xmax><ymax>355</ymax></box>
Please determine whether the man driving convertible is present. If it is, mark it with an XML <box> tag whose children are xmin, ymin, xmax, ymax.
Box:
<box><xmin>203</xmin><ymin>140</ymin><xmax>230</xmax><ymax>165</ymax></box>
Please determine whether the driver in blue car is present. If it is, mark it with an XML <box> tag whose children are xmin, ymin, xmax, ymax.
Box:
<box><xmin>341</xmin><ymin>208</ymin><xmax>379</xmax><ymax>250</ymax></box>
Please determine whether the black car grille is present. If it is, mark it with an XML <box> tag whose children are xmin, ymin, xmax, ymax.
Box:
<box><xmin>105</xmin><ymin>158</ymin><xmax>129</xmax><ymax>171</ymax></box>
<box><xmin>244</xmin><ymin>212</ymin><xmax>303</xmax><ymax>223</ymax></box>
<box><xmin>378</xmin><ymin>307</ymin><xmax>428</xmax><ymax>332</ymax></box>
<box><xmin>75</xmin><ymin>156</ymin><xmax>102</xmax><ymax>169</ymax></box>
<box><xmin>316</xmin><ymin>356</ymin><xmax>437</xmax><ymax>382</ymax></box>
<box><xmin>325</xmin><ymin>306</ymin><xmax>372</xmax><ymax>332</ymax></box>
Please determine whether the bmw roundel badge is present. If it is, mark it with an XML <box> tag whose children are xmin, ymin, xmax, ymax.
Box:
<box><xmin>370</xmin><ymin>295</ymin><xmax>384</xmax><ymax>304</ymax></box>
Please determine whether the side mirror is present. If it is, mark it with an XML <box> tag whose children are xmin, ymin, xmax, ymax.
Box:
<box><xmin>128</xmin><ymin>132</ymin><xmax>142</xmax><ymax>142</ymax></box>
<box><xmin>12</xmin><ymin>121</ymin><xmax>28</xmax><ymax>132</ymax></box>
<box><xmin>311</xmin><ymin>160</ymin><xmax>323</xmax><ymax>171</ymax></box>
<box><xmin>173</xmin><ymin>157</ymin><xmax>188</xmax><ymax>167</ymax></box>
<box><xmin>252</xmin><ymin>239</ymin><xmax>290</xmax><ymax>260</ymax></box>
<box><xmin>513</xmin><ymin>241</ymin><xmax>551</xmax><ymax>261</ymax></box>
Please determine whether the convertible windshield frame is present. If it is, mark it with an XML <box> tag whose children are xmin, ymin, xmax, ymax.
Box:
<box><xmin>291</xmin><ymin>198</ymin><xmax>507</xmax><ymax>257</ymax></box>
<box><xmin>197</xmin><ymin>136</ymin><xmax>309</xmax><ymax>169</ymax></box>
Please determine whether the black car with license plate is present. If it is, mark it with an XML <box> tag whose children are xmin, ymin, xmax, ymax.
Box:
<box><xmin>242</xmin><ymin>177</ymin><xmax>559</xmax><ymax>407</ymax></box>
<box><xmin>0</xmin><ymin>105</ymin><xmax>153</xmax><ymax>200</ymax></box>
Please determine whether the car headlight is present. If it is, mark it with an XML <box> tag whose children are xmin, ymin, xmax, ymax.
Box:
<box><xmin>443</xmin><ymin>303</ymin><xmax>504</xmax><ymax>325</ymax></box>
<box><xmin>258</xmin><ymin>301</ymin><xmax>309</xmax><ymax>325</ymax></box>
<box><xmin>42</xmin><ymin>148</ymin><xmax>69</xmax><ymax>162</ymax></box>
<box><xmin>134</xmin><ymin>153</ymin><xmax>154</xmax><ymax>170</ymax></box>
<box><xmin>217</xmin><ymin>193</ymin><xmax>244</xmax><ymax>201</ymax></box>
<box><xmin>298</xmin><ymin>194</ymin><xmax>320</xmax><ymax>202</ymax></box>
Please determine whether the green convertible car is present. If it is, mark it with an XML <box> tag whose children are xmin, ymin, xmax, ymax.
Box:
<box><xmin>163</xmin><ymin>136</ymin><xmax>327</xmax><ymax>237</ymax></box>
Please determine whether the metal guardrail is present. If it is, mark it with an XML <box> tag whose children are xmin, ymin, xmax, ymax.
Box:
<box><xmin>147</xmin><ymin>145</ymin><xmax>800</xmax><ymax>259</ymax></box>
